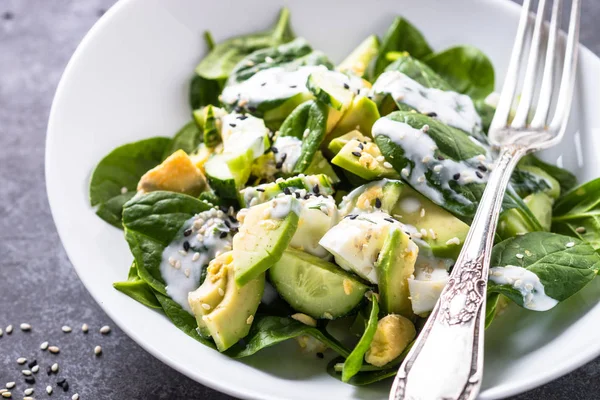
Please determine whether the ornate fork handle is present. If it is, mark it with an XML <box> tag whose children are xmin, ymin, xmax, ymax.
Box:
<box><xmin>390</xmin><ymin>145</ymin><xmax>527</xmax><ymax>400</ymax></box>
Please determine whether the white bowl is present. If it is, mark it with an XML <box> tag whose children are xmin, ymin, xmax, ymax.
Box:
<box><xmin>46</xmin><ymin>0</ymin><xmax>600</xmax><ymax>398</ymax></box>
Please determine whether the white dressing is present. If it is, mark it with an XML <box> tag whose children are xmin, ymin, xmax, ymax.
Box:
<box><xmin>221</xmin><ymin>65</ymin><xmax>326</xmax><ymax>107</ymax></box>
<box><xmin>489</xmin><ymin>265</ymin><xmax>558</xmax><ymax>311</ymax></box>
<box><xmin>270</xmin><ymin>195</ymin><xmax>302</xmax><ymax>219</ymax></box>
<box><xmin>372</xmin><ymin>118</ymin><xmax>490</xmax><ymax>206</ymax></box>
<box><xmin>290</xmin><ymin>195</ymin><xmax>339</xmax><ymax>258</ymax></box>
<box><xmin>159</xmin><ymin>209</ymin><xmax>238</xmax><ymax>312</ymax></box>
<box><xmin>372</xmin><ymin>71</ymin><xmax>482</xmax><ymax>135</ymax></box>
<box><xmin>273</xmin><ymin>136</ymin><xmax>303</xmax><ymax>174</ymax></box>
<box><xmin>407</xmin><ymin>254</ymin><xmax>452</xmax><ymax>316</ymax></box>
<box><xmin>221</xmin><ymin>113</ymin><xmax>269</xmax><ymax>159</ymax></box>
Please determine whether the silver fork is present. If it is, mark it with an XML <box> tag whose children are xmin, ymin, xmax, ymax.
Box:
<box><xmin>389</xmin><ymin>0</ymin><xmax>581</xmax><ymax>399</ymax></box>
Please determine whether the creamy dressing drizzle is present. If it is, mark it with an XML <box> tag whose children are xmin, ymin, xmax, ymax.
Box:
<box><xmin>221</xmin><ymin>65</ymin><xmax>327</xmax><ymax>107</ymax></box>
<box><xmin>489</xmin><ymin>265</ymin><xmax>558</xmax><ymax>311</ymax></box>
<box><xmin>372</xmin><ymin>118</ymin><xmax>491</xmax><ymax>206</ymax></box>
<box><xmin>290</xmin><ymin>195</ymin><xmax>339</xmax><ymax>258</ymax></box>
<box><xmin>159</xmin><ymin>209</ymin><xmax>238</xmax><ymax>312</ymax></box>
<box><xmin>372</xmin><ymin>71</ymin><xmax>482</xmax><ymax>135</ymax></box>
<box><xmin>273</xmin><ymin>136</ymin><xmax>303</xmax><ymax>174</ymax></box>
<box><xmin>221</xmin><ymin>113</ymin><xmax>268</xmax><ymax>159</ymax></box>
<box><xmin>270</xmin><ymin>195</ymin><xmax>302</xmax><ymax>219</ymax></box>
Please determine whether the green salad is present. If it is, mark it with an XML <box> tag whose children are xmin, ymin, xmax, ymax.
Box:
<box><xmin>89</xmin><ymin>9</ymin><xmax>600</xmax><ymax>385</ymax></box>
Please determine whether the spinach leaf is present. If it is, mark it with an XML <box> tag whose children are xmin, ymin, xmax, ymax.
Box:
<box><xmin>201</xmin><ymin>105</ymin><xmax>221</xmax><ymax>148</ymax></box>
<box><xmin>279</xmin><ymin>100</ymin><xmax>328</xmax><ymax>174</ymax></box>
<box><xmin>489</xmin><ymin>232</ymin><xmax>600</xmax><ymax>307</ymax></box>
<box><xmin>154</xmin><ymin>292</ymin><xmax>216</xmax><ymax>348</ymax></box>
<box><xmin>227</xmin><ymin>37</ymin><xmax>333</xmax><ymax>85</ymax></box>
<box><xmin>384</xmin><ymin>53</ymin><xmax>453</xmax><ymax>90</ymax></box>
<box><xmin>189</xmin><ymin>75</ymin><xmax>222</xmax><ymax>110</ymax></box>
<box><xmin>423</xmin><ymin>46</ymin><xmax>495</xmax><ymax>100</ymax></box>
<box><xmin>113</xmin><ymin>279</ymin><xmax>162</xmax><ymax>310</ymax></box>
<box><xmin>90</xmin><ymin>137</ymin><xmax>172</xmax><ymax>227</ymax></box>
<box><xmin>203</xmin><ymin>31</ymin><xmax>216</xmax><ymax>51</ymax></box>
<box><xmin>195</xmin><ymin>8</ymin><xmax>294</xmax><ymax>81</ymax></box>
<box><xmin>367</xmin><ymin>17</ymin><xmax>433</xmax><ymax>81</ymax></box>
<box><xmin>510</xmin><ymin>169</ymin><xmax>552</xmax><ymax>199</ymax></box>
<box><xmin>224</xmin><ymin>315</ymin><xmax>351</xmax><ymax>358</ymax></box>
<box><xmin>553</xmin><ymin>177</ymin><xmax>600</xmax><ymax>251</ymax></box>
<box><xmin>342</xmin><ymin>296</ymin><xmax>379</xmax><ymax>382</ymax></box>
<box><xmin>521</xmin><ymin>154</ymin><xmax>578</xmax><ymax>195</ymax></box>
<box><xmin>485</xmin><ymin>293</ymin><xmax>500</xmax><ymax>328</ymax></box>
<box><xmin>162</xmin><ymin>121</ymin><xmax>203</xmax><ymax>158</ymax></box>
<box><xmin>122</xmin><ymin>191</ymin><xmax>211</xmax><ymax>293</ymax></box>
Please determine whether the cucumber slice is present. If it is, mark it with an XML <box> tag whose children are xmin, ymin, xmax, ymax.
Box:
<box><xmin>233</xmin><ymin>196</ymin><xmax>301</xmax><ymax>285</ymax></box>
<box><xmin>307</xmin><ymin>69</ymin><xmax>355</xmax><ymax>111</ymax></box>
<box><xmin>204</xmin><ymin>154</ymin><xmax>238</xmax><ymax>200</ymax></box>
<box><xmin>240</xmin><ymin>174</ymin><xmax>335</xmax><ymax>208</ymax></box>
<box><xmin>270</xmin><ymin>248</ymin><xmax>370</xmax><ymax>319</ymax></box>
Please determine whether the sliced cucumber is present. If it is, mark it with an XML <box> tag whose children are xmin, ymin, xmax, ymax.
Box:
<box><xmin>307</xmin><ymin>69</ymin><xmax>355</xmax><ymax>111</ymax></box>
<box><xmin>204</xmin><ymin>154</ymin><xmax>238</xmax><ymax>200</ymax></box>
<box><xmin>233</xmin><ymin>196</ymin><xmax>301</xmax><ymax>285</ymax></box>
<box><xmin>239</xmin><ymin>174</ymin><xmax>335</xmax><ymax>208</ymax></box>
<box><xmin>270</xmin><ymin>248</ymin><xmax>370</xmax><ymax>319</ymax></box>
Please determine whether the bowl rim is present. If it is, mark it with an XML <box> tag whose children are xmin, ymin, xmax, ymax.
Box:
<box><xmin>45</xmin><ymin>0</ymin><xmax>600</xmax><ymax>399</ymax></box>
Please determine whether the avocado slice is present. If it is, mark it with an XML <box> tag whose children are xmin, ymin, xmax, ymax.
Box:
<box><xmin>233</xmin><ymin>196</ymin><xmax>301</xmax><ymax>285</ymax></box>
<box><xmin>188</xmin><ymin>252</ymin><xmax>265</xmax><ymax>351</ymax></box>
<box><xmin>332</xmin><ymin>138</ymin><xmax>400</xmax><ymax>181</ymax></box>
<box><xmin>337</xmin><ymin>35</ymin><xmax>380</xmax><ymax>78</ymax></box>
<box><xmin>269</xmin><ymin>248</ymin><xmax>370</xmax><ymax>319</ymax></box>
<box><xmin>327</xmin><ymin>130</ymin><xmax>369</xmax><ymax>155</ymax></box>
<box><xmin>376</xmin><ymin>229</ymin><xmax>418</xmax><ymax>317</ymax></box>
<box><xmin>327</xmin><ymin>96</ymin><xmax>380</xmax><ymax>145</ymax></box>
<box><xmin>392</xmin><ymin>186</ymin><xmax>470</xmax><ymax>259</ymax></box>
<box><xmin>339</xmin><ymin>179</ymin><xmax>403</xmax><ymax>215</ymax></box>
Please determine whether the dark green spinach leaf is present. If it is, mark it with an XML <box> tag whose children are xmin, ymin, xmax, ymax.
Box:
<box><xmin>95</xmin><ymin>192</ymin><xmax>136</xmax><ymax>228</ymax></box>
<box><xmin>385</xmin><ymin>53</ymin><xmax>452</xmax><ymax>90</ymax></box>
<box><xmin>553</xmin><ymin>177</ymin><xmax>600</xmax><ymax>251</ymax></box>
<box><xmin>162</xmin><ymin>121</ymin><xmax>203</xmax><ymax>158</ymax></box>
<box><xmin>189</xmin><ymin>75</ymin><xmax>222</xmax><ymax>110</ymax></box>
<box><xmin>423</xmin><ymin>46</ymin><xmax>495</xmax><ymax>99</ymax></box>
<box><xmin>114</xmin><ymin>279</ymin><xmax>162</xmax><ymax>310</ymax></box>
<box><xmin>224</xmin><ymin>315</ymin><xmax>351</xmax><ymax>358</ymax></box>
<box><xmin>489</xmin><ymin>232</ymin><xmax>600</xmax><ymax>307</ymax></box>
<box><xmin>521</xmin><ymin>154</ymin><xmax>578</xmax><ymax>195</ymax></box>
<box><xmin>342</xmin><ymin>296</ymin><xmax>379</xmax><ymax>382</ymax></box>
<box><xmin>367</xmin><ymin>17</ymin><xmax>433</xmax><ymax>81</ymax></box>
<box><xmin>195</xmin><ymin>8</ymin><xmax>294</xmax><ymax>81</ymax></box>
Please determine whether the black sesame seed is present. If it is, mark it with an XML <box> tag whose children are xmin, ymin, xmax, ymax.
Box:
<box><xmin>343</xmin><ymin>83</ymin><xmax>350</xmax><ymax>89</ymax></box>
<box><xmin>304</xmin><ymin>194</ymin><xmax>311</xmax><ymax>200</ymax></box>
<box><xmin>25</xmin><ymin>376</ymin><xmax>35</xmax><ymax>384</ymax></box>
<box><xmin>283</xmin><ymin>187</ymin><xmax>291</xmax><ymax>195</ymax></box>
<box><xmin>229</xmin><ymin>123</ymin><xmax>237</xmax><ymax>128</ymax></box>
<box><xmin>28</xmin><ymin>360</ymin><xmax>37</xmax><ymax>368</ymax></box>
<box><xmin>261</xmin><ymin>82</ymin><xmax>267</xmax><ymax>86</ymax></box>
<box><xmin>384</xmin><ymin>217</ymin><xmax>395</xmax><ymax>223</ymax></box>
<box><xmin>3</xmin><ymin>11</ymin><xmax>14</xmax><ymax>20</ymax></box>
<box><xmin>229</xmin><ymin>215</ymin><xmax>237</xmax><ymax>223</ymax></box>
<box><xmin>220</xmin><ymin>232</ymin><xmax>228</xmax><ymax>239</ymax></box>
<box><xmin>271</xmin><ymin>147</ymin><xmax>279</xmax><ymax>154</ymax></box>
<box><xmin>220</xmin><ymin>206</ymin><xmax>229</xmax><ymax>213</ymax></box>
<box><xmin>63</xmin><ymin>381</ymin><xmax>69</xmax><ymax>392</ymax></box>
<box><xmin>426</xmin><ymin>112</ymin><xmax>438</xmax><ymax>117</ymax></box>
<box><xmin>453</xmin><ymin>173</ymin><xmax>461</xmax><ymax>180</ymax></box>
<box><xmin>358</xmin><ymin>143</ymin><xmax>364</xmax><ymax>150</ymax></box>
<box><xmin>57</xmin><ymin>378</ymin><xmax>66</xmax><ymax>387</ymax></box>
<box><xmin>313</xmin><ymin>184</ymin><xmax>320</xmax><ymax>194</ymax></box>
<box><xmin>47</xmin><ymin>366</ymin><xmax>53</xmax><ymax>375</ymax></box>
<box><xmin>349</xmin><ymin>214</ymin><xmax>358</xmax><ymax>220</ymax></box>
<box><xmin>280</xmin><ymin>153</ymin><xmax>288</xmax><ymax>162</ymax></box>
<box><xmin>478</xmin><ymin>165</ymin><xmax>487</xmax><ymax>172</ymax></box>
<box><xmin>289</xmin><ymin>85</ymin><xmax>297</xmax><ymax>88</ymax></box>
<box><xmin>183</xmin><ymin>241</ymin><xmax>190</xmax><ymax>251</ymax></box>
<box><xmin>437</xmin><ymin>155</ymin><xmax>445</xmax><ymax>161</ymax></box>
<box><xmin>352</xmin><ymin>151</ymin><xmax>362</xmax><ymax>157</ymax></box>
<box><xmin>183</xmin><ymin>229</ymin><xmax>192</xmax><ymax>237</ymax></box>
<box><xmin>316</xmin><ymin>352</ymin><xmax>324</xmax><ymax>359</ymax></box>
<box><xmin>230</xmin><ymin>227</ymin><xmax>239</xmax><ymax>234</ymax></box>
<box><xmin>275</xmin><ymin>161</ymin><xmax>283</xmax><ymax>169</ymax></box>
<box><xmin>256</xmin><ymin>188</ymin><xmax>265</xmax><ymax>192</ymax></box>
<box><xmin>295</xmin><ymin>192</ymin><xmax>300</xmax><ymax>199</ymax></box>
<box><xmin>248</xmin><ymin>106</ymin><xmax>257</xmax><ymax>112</ymax></box>
<box><xmin>237</xmin><ymin>115</ymin><xmax>248</xmax><ymax>120</ymax></box>
<box><xmin>476</xmin><ymin>171</ymin><xmax>483</xmax><ymax>179</ymax></box>
<box><xmin>234</xmin><ymin>106</ymin><xmax>243</xmax><ymax>113</ymax></box>
<box><xmin>224</xmin><ymin>220</ymin><xmax>231</xmax><ymax>228</ymax></box>
<box><xmin>375</xmin><ymin>198</ymin><xmax>382</xmax><ymax>208</ymax></box>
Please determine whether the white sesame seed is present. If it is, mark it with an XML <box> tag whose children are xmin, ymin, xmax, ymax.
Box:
<box><xmin>420</xmin><ymin>208</ymin><xmax>426</xmax><ymax>218</ymax></box>
<box><xmin>22</xmin><ymin>370</ymin><xmax>31</xmax><ymax>376</ymax></box>
<box><xmin>20</xmin><ymin>323</ymin><xmax>31</xmax><ymax>331</ymax></box>
<box><xmin>178</xmin><ymin>249</ymin><xmax>187</xmax><ymax>256</ymax></box>
<box><xmin>383</xmin><ymin>161</ymin><xmax>393</xmax><ymax>169</ymax></box>
<box><xmin>566</xmin><ymin>242</ymin><xmax>575</xmax><ymax>248</ymax></box>
<box><xmin>323</xmin><ymin>312</ymin><xmax>334</xmax><ymax>320</ymax></box>
<box><xmin>265</xmin><ymin>56</ymin><xmax>274</xmax><ymax>63</ymax></box>
<box><xmin>94</xmin><ymin>346</ymin><xmax>102</xmax><ymax>356</ymax></box>
<box><xmin>5</xmin><ymin>383</ymin><xmax>15</xmax><ymax>389</ymax></box>
<box><xmin>525</xmin><ymin>283</ymin><xmax>534</xmax><ymax>290</ymax></box>
<box><xmin>46</xmin><ymin>386</ymin><xmax>53</xmax><ymax>395</ymax></box>
<box><xmin>429</xmin><ymin>229</ymin><xmax>437</xmax><ymax>239</ymax></box>
<box><xmin>446</xmin><ymin>237</ymin><xmax>461</xmax><ymax>245</ymax></box>
<box><xmin>174</xmin><ymin>260</ymin><xmax>182</xmax><ymax>269</ymax></box>
<box><xmin>217</xmin><ymin>288</ymin><xmax>225</xmax><ymax>296</ymax></box>
<box><xmin>420</xmin><ymin>228</ymin><xmax>428</xmax><ymax>238</ymax></box>
<box><xmin>421</xmin><ymin>124</ymin><xmax>430</xmax><ymax>132</ymax></box>
<box><xmin>410</xmin><ymin>232</ymin><xmax>422</xmax><ymax>239</ymax></box>
<box><xmin>17</xmin><ymin>357</ymin><xmax>27</xmax><ymax>365</ymax></box>
<box><xmin>516</xmin><ymin>253</ymin><xmax>524</xmax><ymax>259</ymax></box>
<box><xmin>201</xmin><ymin>303</ymin><xmax>211</xmax><ymax>310</ymax></box>
<box><xmin>48</xmin><ymin>346</ymin><xmax>60</xmax><ymax>354</ymax></box>
<box><xmin>24</xmin><ymin>388</ymin><xmax>34</xmax><ymax>395</ymax></box>
<box><xmin>1</xmin><ymin>392</ymin><xmax>11</xmax><ymax>399</ymax></box>
<box><xmin>576</xmin><ymin>226</ymin><xmax>586</xmax><ymax>233</ymax></box>
<box><xmin>401</xmin><ymin>168</ymin><xmax>409</xmax><ymax>177</ymax></box>
<box><xmin>120</xmin><ymin>186</ymin><xmax>128</xmax><ymax>194</ymax></box>
<box><xmin>40</xmin><ymin>341</ymin><xmax>49</xmax><ymax>350</ymax></box>
<box><xmin>417</xmin><ymin>175</ymin><xmax>426</xmax><ymax>183</ymax></box>
<box><xmin>100</xmin><ymin>325</ymin><xmax>111</xmax><ymax>335</ymax></box>
<box><xmin>51</xmin><ymin>363</ymin><xmax>59</xmax><ymax>373</ymax></box>
<box><xmin>62</xmin><ymin>325</ymin><xmax>72</xmax><ymax>333</ymax></box>
<box><xmin>24</xmin><ymin>397</ymin><xmax>34</xmax><ymax>400</ymax></box>
<box><xmin>192</xmin><ymin>252</ymin><xmax>200</xmax><ymax>261</ymax></box>
<box><xmin>246</xmin><ymin>315</ymin><xmax>254</xmax><ymax>325</ymax></box>
<box><xmin>72</xmin><ymin>394</ymin><xmax>80</xmax><ymax>400</ymax></box>
<box><xmin>6</xmin><ymin>325</ymin><xmax>13</xmax><ymax>334</ymax></box>
<box><xmin>0</xmin><ymin>390</ymin><xmax>6</xmax><ymax>394</ymax></box>
<box><xmin>82</xmin><ymin>324</ymin><xmax>89</xmax><ymax>333</ymax></box>
<box><xmin>422</xmin><ymin>156</ymin><xmax>431</xmax><ymax>163</ymax></box>
<box><xmin>31</xmin><ymin>365</ymin><xmax>39</xmax><ymax>374</ymax></box>
<box><xmin>376</xmin><ymin>155</ymin><xmax>385</xmax><ymax>162</ymax></box>
<box><xmin>184</xmin><ymin>269</ymin><xmax>191</xmax><ymax>278</ymax></box>
<box><xmin>433</xmin><ymin>165</ymin><xmax>443</xmax><ymax>173</ymax></box>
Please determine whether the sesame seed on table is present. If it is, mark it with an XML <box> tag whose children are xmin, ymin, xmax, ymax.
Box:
<box><xmin>0</xmin><ymin>0</ymin><xmax>599</xmax><ymax>399</ymax></box>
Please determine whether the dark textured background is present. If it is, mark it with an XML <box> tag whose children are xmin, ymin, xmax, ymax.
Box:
<box><xmin>1</xmin><ymin>0</ymin><xmax>599</xmax><ymax>399</ymax></box>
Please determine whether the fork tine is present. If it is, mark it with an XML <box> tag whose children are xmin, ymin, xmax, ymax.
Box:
<box><xmin>490</xmin><ymin>0</ymin><xmax>532</xmax><ymax>131</ymax></box>
<box><xmin>511</xmin><ymin>0</ymin><xmax>547</xmax><ymax>128</ymax></box>
<box><xmin>530</xmin><ymin>0</ymin><xmax>562</xmax><ymax>129</ymax></box>
<box><xmin>547</xmin><ymin>0</ymin><xmax>581</xmax><ymax>137</ymax></box>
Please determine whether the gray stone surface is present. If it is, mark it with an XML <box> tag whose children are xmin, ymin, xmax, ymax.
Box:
<box><xmin>0</xmin><ymin>0</ymin><xmax>599</xmax><ymax>399</ymax></box>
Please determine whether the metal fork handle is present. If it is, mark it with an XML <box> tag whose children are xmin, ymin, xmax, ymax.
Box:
<box><xmin>390</xmin><ymin>144</ymin><xmax>527</xmax><ymax>400</ymax></box>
